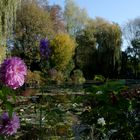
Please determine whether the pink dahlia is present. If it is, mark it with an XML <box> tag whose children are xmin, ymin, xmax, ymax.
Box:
<box><xmin>0</xmin><ymin>57</ymin><xmax>27</xmax><ymax>89</ymax></box>
<box><xmin>0</xmin><ymin>112</ymin><xmax>20</xmax><ymax>136</ymax></box>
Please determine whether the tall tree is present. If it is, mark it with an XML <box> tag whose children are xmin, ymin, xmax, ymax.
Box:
<box><xmin>50</xmin><ymin>33</ymin><xmax>76</xmax><ymax>72</ymax></box>
<box><xmin>12</xmin><ymin>0</ymin><xmax>54</xmax><ymax>69</ymax></box>
<box><xmin>0</xmin><ymin>0</ymin><xmax>20</xmax><ymax>62</ymax></box>
<box><xmin>126</xmin><ymin>38</ymin><xmax>140</xmax><ymax>78</ymax></box>
<box><xmin>123</xmin><ymin>17</ymin><xmax>140</xmax><ymax>47</ymax></box>
<box><xmin>75</xmin><ymin>18</ymin><xmax>122</xmax><ymax>79</ymax></box>
<box><xmin>0</xmin><ymin>0</ymin><xmax>20</xmax><ymax>45</ymax></box>
<box><xmin>64</xmin><ymin>0</ymin><xmax>89</xmax><ymax>36</ymax></box>
<box><xmin>50</xmin><ymin>4</ymin><xmax>66</xmax><ymax>33</ymax></box>
<box><xmin>75</xmin><ymin>26</ymin><xmax>97</xmax><ymax>79</ymax></box>
<box><xmin>123</xmin><ymin>17</ymin><xmax>140</xmax><ymax>78</ymax></box>
<box><xmin>94</xmin><ymin>18</ymin><xmax>122</xmax><ymax>78</ymax></box>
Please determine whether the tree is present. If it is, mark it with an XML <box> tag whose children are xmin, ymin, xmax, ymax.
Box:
<box><xmin>75</xmin><ymin>26</ymin><xmax>97</xmax><ymax>79</ymax></box>
<box><xmin>123</xmin><ymin>17</ymin><xmax>140</xmax><ymax>47</ymax></box>
<box><xmin>49</xmin><ymin>4</ymin><xmax>66</xmax><ymax>33</ymax></box>
<box><xmin>50</xmin><ymin>33</ymin><xmax>76</xmax><ymax>72</ymax></box>
<box><xmin>75</xmin><ymin>18</ymin><xmax>122</xmax><ymax>79</ymax></box>
<box><xmin>37</xmin><ymin>0</ymin><xmax>48</xmax><ymax>8</ymax></box>
<box><xmin>12</xmin><ymin>0</ymin><xmax>54</xmax><ymax>69</ymax></box>
<box><xmin>0</xmin><ymin>0</ymin><xmax>20</xmax><ymax>62</ymax></box>
<box><xmin>123</xmin><ymin>17</ymin><xmax>140</xmax><ymax>78</ymax></box>
<box><xmin>94</xmin><ymin>18</ymin><xmax>122</xmax><ymax>78</ymax></box>
<box><xmin>64</xmin><ymin>0</ymin><xmax>89</xmax><ymax>36</ymax></box>
<box><xmin>126</xmin><ymin>39</ymin><xmax>140</xmax><ymax>78</ymax></box>
<box><xmin>0</xmin><ymin>0</ymin><xmax>20</xmax><ymax>45</ymax></box>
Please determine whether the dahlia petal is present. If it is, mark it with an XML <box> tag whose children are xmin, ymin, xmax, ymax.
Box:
<box><xmin>0</xmin><ymin>112</ymin><xmax>20</xmax><ymax>136</ymax></box>
<box><xmin>0</xmin><ymin>57</ymin><xmax>27</xmax><ymax>89</ymax></box>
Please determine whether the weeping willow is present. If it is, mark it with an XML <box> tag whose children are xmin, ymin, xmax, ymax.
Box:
<box><xmin>0</xmin><ymin>0</ymin><xmax>20</xmax><ymax>62</ymax></box>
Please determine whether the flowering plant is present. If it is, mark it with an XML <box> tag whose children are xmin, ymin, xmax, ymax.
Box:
<box><xmin>0</xmin><ymin>56</ymin><xmax>27</xmax><ymax>137</ymax></box>
<box><xmin>38</xmin><ymin>38</ymin><xmax>51</xmax><ymax>78</ymax></box>
<box><xmin>39</xmin><ymin>38</ymin><xmax>51</xmax><ymax>61</ymax></box>
<box><xmin>75</xmin><ymin>80</ymin><xmax>140</xmax><ymax>139</ymax></box>
<box><xmin>0</xmin><ymin>57</ymin><xmax>27</xmax><ymax>89</ymax></box>
<box><xmin>0</xmin><ymin>112</ymin><xmax>20</xmax><ymax>136</ymax></box>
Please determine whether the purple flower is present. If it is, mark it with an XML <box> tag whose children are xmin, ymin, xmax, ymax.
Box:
<box><xmin>0</xmin><ymin>112</ymin><xmax>20</xmax><ymax>136</ymax></box>
<box><xmin>0</xmin><ymin>57</ymin><xmax>27</xmax><ymax>89</ymax></box>
<box><xmin>40</xmin><ymin>38</ymin><xmax>51</xmax><ymax>60</ymax></box>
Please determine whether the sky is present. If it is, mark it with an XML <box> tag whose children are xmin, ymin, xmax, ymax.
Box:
<box><xmin>49</xmin><ymin>0</ymin><xmax>140</xmax><ymax>26</ymax></box>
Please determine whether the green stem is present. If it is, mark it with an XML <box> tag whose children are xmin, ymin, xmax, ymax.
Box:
<box><xmin>39</xmin><ymin>87</ymin><xmax>43</xmax><ymax>139</ymax></box>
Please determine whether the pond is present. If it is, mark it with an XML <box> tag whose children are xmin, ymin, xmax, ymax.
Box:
<box><xmin>3</xmin><ymin>80</ymin><xmax>140</xmax><ymax>140</ymax></box>
<box><xmin>11</xmin><ymin>84</ymin><xmax>88</xmax><ymax>140</ymax></box>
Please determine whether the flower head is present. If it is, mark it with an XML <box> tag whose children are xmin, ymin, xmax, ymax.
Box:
<box><xmin>96</xmin><ymin>91</ymin><xmax>103</xmax><ymax>95</ymax></box>
<box><xmin>0</xmin><ymin>57</ymin><xmax>27</xmax><ymax>89</ymax></box>
<box><xmin>0</xmin><ymin>112</ymin><xmax>20</xmax><ymax>136</ymax></box>
<box><xmin>40</xmin><ymin>38</ymin><xmax>51</xmax><ymax>60</ymax></box>
<box><xmin>97</xmin><ymin>117</ymin><xmax>106</xmax><ymax>126</ymax></box>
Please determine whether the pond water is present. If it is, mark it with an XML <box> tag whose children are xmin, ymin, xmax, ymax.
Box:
<box><xmin>8</xmin><ymin>80</ymin><xmax>140</xmax><ymax>139</ymax></box>
<box><xmin>11</xmin><ymin>84</ymin><xmax>88</xmax><ymax>140</ymax></box>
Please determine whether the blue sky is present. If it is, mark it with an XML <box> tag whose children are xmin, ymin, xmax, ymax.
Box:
<box><xmin>49</xmin><ymin>0</ymin><xmax>140</xmax><ymax>26</ymax></box>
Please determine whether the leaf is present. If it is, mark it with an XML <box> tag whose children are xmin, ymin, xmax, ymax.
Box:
<box><xmin>5</xmin><ymin>101</ymin><xmax>13</xmax><ymax>118</ymax></box>
<box><xmin>128</xmin><ymin>100</ymin><xmax>132</xmax><ymax>112</ymax></box>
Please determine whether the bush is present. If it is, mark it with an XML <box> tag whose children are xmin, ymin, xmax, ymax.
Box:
<box><xmin>26</xmin><ymin>70</ymin><xmax>42</xmax><ymax>87</ymax></box>
<box><xmin>50</xmin><ymin>33</ymin><xmax>76</xmax><ymax>71</ymax></box>
<box><xmin>48</xmin><ymin>68</ymin><xmax>64</xmax><ymax>84</ymax></box>
<box><xmin>70</xmin><ymin>69</ymin><xmax>85</xmax><ymax>84</ymax></box>
<box><xmin>94</xmin><ymin>75</ymin><xmax>105</xmax><ymax>82</ymax></box>
<box><xmin>75</xmin><ymin>80</ymin><xmax>140</xmax><ymax>139</ymax></box>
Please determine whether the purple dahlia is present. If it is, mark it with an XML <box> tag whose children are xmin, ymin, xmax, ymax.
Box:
<box><xmin>0</xmin><ymin>57</ymin><xmax>27</xmax><ymax>89</ymax></box>
<box><xmin>0</xmin><ymin>112</ymin><xmax>20</xmax><ymax>136</ymax></box>
<box><xmin>40</xmin><ymin>38</ymin><xmax>51</xmax><ymax>60</ymax></box>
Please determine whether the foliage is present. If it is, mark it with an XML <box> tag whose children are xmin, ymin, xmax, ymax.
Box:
<box><xmin>13</xmin><ymin>89</ymin><xmax>77</xmax><ymax>139</ymax></box>
<box><xmin>64</xmin><ymin>0</ymin><xmax>89</xmax><ymax>36</ymax></box>
<box><xmin>94</xmin><ymin>75</ymin><xmax>105</xmax><ymax>82</ymax></box>
<box><xmin>75</xmin><ymin>80</ymin><xmax>140</xmax><ymax>139</ymax></box>
<box><xmin>122</xmin><ymin>17</ymin><xmax>140</xmax><ymax>78</ymax></box>
<box><xmin>75</xmin><ymin>18</ymin><xmax>122</xmax><ymax>79</ymax></box>
<box><xmin>49</xmin><ymin>69</ymin><xmax>65</xmax><ymax>84</ymax></box>
<box><xmin>50</xmin><ymin>33</ymin><xmax>76</xmax><ymax>72</ymax></box>
<box><xmin>94</xmin><ymin>18</ymin><xmax>122</xmax><ymax>78</ymax></box>
<box><xmin>50</xmin><ymin>4</ymin><xmax>66</xmax><ymax>33</ymax></box>
<box><xmin>123</xmin><ymin>17</ymin><xmax>140</xmax><ymax>47</ymax></box>
<box><xmin>26</xmin><ymin>70</ymin><xmax>42</xmax><ymax>87</ymax></box>
<box><xmin>0</xmin><ymin>0</ymin><xmax>20</xmax><ymax>64</ymax></box>
<box><xmin>0</xmin><ymin>0</ymin><xmax>20</xmax><ymax>46</ymax></box>
<box><xmin>0</xmin><ymin>47</ymin><xmax>6</xmax><ymax>64</ymax></box>
<box><xmin>75</xmin><ymin>25</ymin><xmax>96</xmax><ymax>79</ymax></box>
<box><xmin>70</xmin><ymin>69</ymin><xmax>85</xmax><ymax>84</ymax></box>
<box><xmin>12</xmin><ymin>0</ymin><xmax>54</xmax><ymax>68</ymax></box>
<box><xmin>64</xmin><ymin>59</ymin><xmax>75</xmax><ymax>80</ymax></box>
<box><xmin>125</xmin><ymin>38</ymin><xmax>140</xmax><ymax>78</ymax></box>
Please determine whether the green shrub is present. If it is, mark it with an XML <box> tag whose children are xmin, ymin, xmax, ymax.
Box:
<box><xmin>76</xmin><ymin>80</ymin><xmax>140</xmax><ymax>139</ymax></box>
<box><xmin>94</xmin><ymin>75</ymin><xmax>105</xmax><ymax>82</ymax></box>
<box><xmin>71</xmin><ymin>69</ymin><xmax>85</xmax><ymax>84</ymax></box>
<box><xmin>26</xmin><ymin>70</ymin><xmax>42</xmax><ymax>86</ymax></box>
<box><xmin>48</xmin><ymin>69</ymin><xmax>64</xmax><ymax>84</ymax></box>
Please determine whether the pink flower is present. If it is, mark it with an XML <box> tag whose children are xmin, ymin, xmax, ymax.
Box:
<box><xmin>0</xmin><ymin>57</ymin><xmax>27</xmax><ymax>89</ymax></box>
<box><xmin>0</xmin><ymin>112</ymin><xmax>20</xmax><ymax>136</ymax></box>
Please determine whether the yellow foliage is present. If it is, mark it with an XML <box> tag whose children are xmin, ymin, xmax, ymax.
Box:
<box><xmin>0</xmin><ymin>47</ymin><xmax>6</xmax><ymax>64</ymax></box>
<box><xmin>26</xmin><ymin>70</ymin><xmax>42</xmax><ymax>86</ymax></box>
<box><xmin>50</xmin><ymin>33</ymin><xmax>76</xmax><ymax>71</ymax></box>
